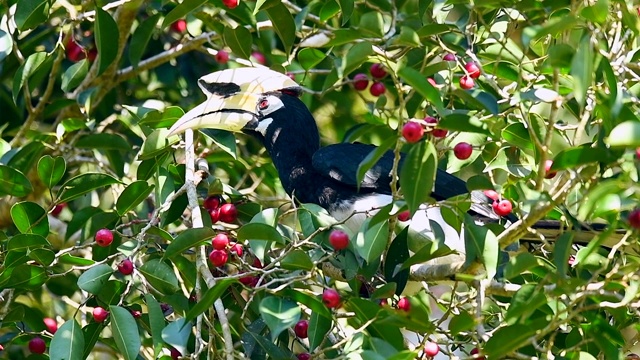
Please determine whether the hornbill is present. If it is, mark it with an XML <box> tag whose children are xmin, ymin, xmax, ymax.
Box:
<box><xmin>167</xmin><ymin>67</ymin><xmax>620</xmax><ymax>256</ymax></box>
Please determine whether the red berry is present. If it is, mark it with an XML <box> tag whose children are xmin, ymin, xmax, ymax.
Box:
<box><xmin>28</xmin><ymin>337</ymin><xmax>46</xmax><ymax>354</ymax></box>
<box><xmin>322</xmin><ymin>288</ymin><xmax>341</xmax><ymax>308</ymax></box>
<box><xmin>251</xmin><ymin>51</ymin><xmax>266</xmax><ymax>65</ymax></box>
<box><xmin>43</xmin><ymin>318</ymin><xmax>58</xmax><ymax>334</ymax></box>
<box><xmin>369</xmin><ymin>82</ymin><xmax>386</xmax><ymax>97</ymax></box>
<box><xmin>209</xmin><ymin>249</ymin><xmax>229</xmax><ymax>267</ymax></box>
<box><xmin>453</xmin><ymin>142</ymin><xmax>473</xmax><ymax>160</ymax></box>
<box><xmin>492</xmin><ymin>200</ymin><xmax>513</xmax><ymax>217</ymax></box>
<box><xmin>353</xmin><ymin>73</ymin><xmax>369</xmax><ymax>91</ymax></box>
<box><xmin>483</xmin><ymin>190</ymin><xmax>500</xmax><ymax>201</ymax></box>
<box><xmin>424</xmin><ymin>116</ymin><xmax>447</xmax><ymax>138</ymax></box>
<box><xmin>402</xmin><ymin>122</ymin><xmax>424</xmax><ymax>143</ymax></box>
<box><xmin>95</xmin><ymin>228</ymin><xmax>113</xmax><ymax>247</ymax></box>
<box><xmin>329</xmin><ymin>230</ymin><xmax>349</xmax><ymax>250</ymax></box>
<box><xmin>464</xmin><ymin>61</ymin><xmax>481</xmax><ymax>79</ymax></box>
<box><xmin>459</xmin><ymin>75</ymin><xmax>475</xmax><ymax>90</ymax></box>
<box><xmin>204</xmin><ymin>195</ymin><xmax>222</xmax><ymax>211</ymax></box>
<box><xmin>51</xmin><ymin>203</ymin><xmax>66</xmax><ymax>217</ymax></box>
<box><xmin>93</xmin><ymin>307</ymin><xmax>109</xmax><ymax>322</ymax></box>
<box><xmin>378</xmin><ymin>298</ymin><xmax>389</xmax><ymax>306</ymax></box>
<box><xmin>230</xmin><ymin>243</ymin><xmax>243</xmax><ymax>257</ymax></box>
<box><xmin>636</xmin><ymin>147</ymin><xmax>640</xmax><ymax>159</ymax></box>
<box><xmin>171</xmin><ymin>19</ymin><xmax>187</xmax><ymax>33</ymax></box>
<box><xmin>209</xmin><ymin>208</ymin><xmax>220</xmax><ymax>223</ymax></box>
<box><xmin>424</xmin><ymin>341</ymin><xmax>439</xmax><ymax>357</ymax></box>
<box><xmin>443</xmin><ymin>53</ymin><xmax>456</xmax><ymax>61</ymax></box>
<box><xmin>397</xmin><ymin>297</ymin><xmax>410</xmax><ymax>312</ymax></box>
<box><xmin>427</xmin><ymin>77</ymin><xmax>437</xmax><ymax>86</ymax></box>
<box><xmin>294</xmin><ymin>319</ymin><xmax>309</xmax><ymax>338</ymax></box>
<box><xmin>253</xmin><ymin>258</ymin><xmax>263</xmax><ymax>268</ymax></box>
<box><xmin>222</xmin><ymin>0</ymin><xmax>239</xmax><ymax>9</ymax></box>
<box><xmin>297</xmin><ymin>354</ymin><xmax>311</xmax><ymax>360</ymax></box>
<box><xmin>219</xmin><ymin>203</ymin><xmax>238</xmax><ymax>223</ymax></box>
<box><xmin>66</xmin><ymin>40</ymin><xmax>85</xmax><ymax>62</ymax></box>
<box><xmin>130</xmin><ymin>310</ymin><xmax>142</xmax><ymax>318</ymax></box>
<box><xmin>239</xmin><ymin>274</ymin><xmax>258</xmax><ymax>286</ymax></box>
<box><xmin>87</xmin><ymin>47</ymin><xmax>97</xmax><ymax>62</ymax></box>
<box><xmin>117</xmin><ymin>259</ymin><xmax>134</xmax><ymax>275</ymax></box>
<box><xmin>215</xmin><ymin>50</ymin><xmax>229</xmax><ymax>64</ymax></box>
<box><xmin>397</xmin><ymin>210</ymin><xmax>411</xmax><ymax>222</ymax></box>
<box><xmin>212</xmin><ymin>233</ymin><xmax>230</xmax><ymax>250</ymax></box>
<box><xmin>629</xmin><ymin>209</ymin><xmax>640</xmax><ymax>229</ymax></box>
<box><xmin>170</xmin><ymin>347</ymin><xmax>182</xmax><ymax>360</ymax></box>
<box><xmin>471</xmin><ymin>347</ymin><xmax>485</xmax><ymax>359</ymax></box>
<box><xmin>370</xmin><ymin>63</ymin><xmax>387</xmax><ymax>79</ymax></box>
<box><xmin>544</xmin><ymin>159</ymin><xmax>557</xmax><ymax>179</ymax></box>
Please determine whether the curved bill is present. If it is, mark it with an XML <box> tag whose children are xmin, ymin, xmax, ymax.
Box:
<box><xmin>197</xmin><ymin>67</ymin><xmax>300</xmax><ymax>98</ymax></box>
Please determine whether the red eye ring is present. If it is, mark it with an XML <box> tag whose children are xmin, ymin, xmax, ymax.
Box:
<box><xmin>258</xmin><ymin>99</ymin><xmax>269</xmax><ymax>110</ymax></box>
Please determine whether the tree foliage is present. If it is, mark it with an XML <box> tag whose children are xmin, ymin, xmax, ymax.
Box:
<box><xmin>1</xmin><ymin>0</ymin><xmax>640</xmax><ymax>359</ymax></box>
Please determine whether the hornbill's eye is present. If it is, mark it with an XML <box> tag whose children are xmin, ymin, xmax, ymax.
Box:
<box><xmin>258</xmin><ymin>99</ymin><xmax>269</xmax><ymax>110</ymax></box>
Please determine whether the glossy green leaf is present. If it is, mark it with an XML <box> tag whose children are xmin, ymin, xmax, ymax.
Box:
<box><xmin>309</xmin><ymin>311</ymin><xmax>332</xmax><ymax>351</ymax></box>
<box><xmin>521</xmin><ymin>15</ymin><xmax>577</xmax><ymax>48</ymax></box>
<box><xmin>453</xmin><ymin>89</ymin><xmax>499</xmax><ymax>115</ymax></box>
<box><xmin>355</xmin><ymin>218</ymin><xmax>389</xmax><ymax>264</ymax></box>
<box><xmin>383</xmin><ymin>227</ymin><xmax>409</xmax><ymax>295</ymax></box>
<box><xmin>145</xmin><ymin>294</ymin><xmax>165</xmax><ymax>358</ymax></box>
<box><xmin>502</xmin><ymin>123</ymin><xmax>534</xmax><ymax>150</ymax></box>
<box><xmin>6</xmin><ymin>264</ymin><xmax>47</xmax><ymax>290</ymax></box>
<box><xmin>503</xmin><ymin>252</ymin><xmax>541</xmax><ymax>280</ymax></box>
<box><xmin>7</xmin><ymin>233</ymin><xmax>50</xmax><ymax>251</ymax></box>
<box><xmin>50</xmin><ymin>319</ymin><xmax>84</xmax><ymax>360</ymax></box>
<box><xmin>81</xmin><ymin>323</ymin><xmax>105</xmax><ymax>359</ymax></box>
<box><xmin>553</xmin><ymin>232</ymin><xmax>574</xmax><ymax>278</ymax></box>
<box><xmin>161</xmin><ymin>318</ymin><xmax>191</xmax><ymax>356</ymax></box>
<box><xmin>223</xmin><ymin>26</ymin><xmax>252</xmax><ymax>60</ymax></box>
<box><xmin>550</xmin><ymin>145</ymin><xmax>617</xmax><ymax>171</ymax></box>
<box><xmin>95</xmin><ymin>7</ymin><xmax>119</xmax><ymax>76</ymax></box>
<box><xmin>164</xmin><ymin>227</ymin><xmax>215</xmax><ymax>259</ymax></box>
<box><xmin>76</xmin><ymin>133</ymin><xmax>131</xmax><ymax>151</ymax></box>
<box><xmin>606</xmin><ymin>121</ymin><xmax>640</xmax><ymax>147</ymax></box>
<box><xmin>504</xmin><ymin>284</ymin><xmax>548</xmax><ymax>325</ymax></box>
<box><xmin>345</xmin><ymin>298</ymin><xmax>404</xmax><ymax>349</ymax></box>
<box><xmin>581</xmin><ymin>0</ymin><xmax>609</xmax><ymax>24</ymax></box>
<box><xmin>358</xmin><ymin>12</ymin><xmax>384</xmax><ymax>37</ymax></box>
<box><xmin>140</xmin><ymin>106</ymin><xmax>185</xmax><ymax>129</ymax></box>
<box><xmin>570</xmin><ymin>35</ymin><xmax>594</xmax><ymax>109</ymax></box>
<box><xmin>463</xmin><ymin>215</ymin><xmax>499</xmax><ymax>279</ymax></box>
<box><xmin>4</xmin><ymin>251</ymin><xmax>29</xmax><ymax>269</ymax></box>
<box><xmin>342</xmin><ymin>41</ymin><xmax>373</xmax><ymax>77</ymax></box>
<box><xmin>184</xmin><ymin>278</ymin><xmax>237</xmax><ymax>325</ymax></box>
<box><xmin>0</xmin><ymin>164</ymin><xmax>33</xmax><ymax>197</ymax></box>
<box><xmin>56</xmin><ymin>173</ymin><xmax>120</xmax><ymax>203</ymax></box>
<box><xmin>242</xmin><ymin>330</ymin><xmax>293</xmax><ymax>359</ymax></box>
<box><xmin>65</xmin><ymin>206</ymin><xmax>103</xmax><ymax>240</ymax></box>
<box><xmin>139</xmin><ymin>129</ymin><xmax>181</xmax><ymax>160</ymax></box>
<box><xmin>259</xmin><ymin>296</ymin><xmax>301</xmax><ymax>341</ymax></box>
<box><xmin>398</xmin><ymin>66</ymin><xmax>444</xmax><ymax>114</ymax></box>
<box><xmin>28</xmin><ymin>248</ymin><xmax>55</xmax><ymax>266</ymax></box>
<box><xmin>439</xmin><ymin>113</ymin><xmax>490</xmax><ymax>135</ymax></box>
<box><xmin>484</xmin><ymin>324</ymin><xmax>536</xmax><ymax>358</ymax></box>
<box><xmin>110</xmin><ymin>305</ymin><xmax>141</xmax><ymax>360</ymax></box>
<box><xmin>277</xmin><ymin>289</ymin><xmax>332</xmax><ymax>318</ymax></box>
<box><xmin>336</xmin><ymin>0</ymin><xmax>354</xmax><ymax>24</ymax></box>
<box><xmin>162</xmin><ymin>0</ymin><xmax>206</xmax><ymax>28</ymax></box>
<box><xmin>59</xmin><ymin>254</ymin><xmax>95</xmax><ymax>266</ymax></box>
<box><xmin>12</xmin><ymin>51</ymin><xmax>50</xmax><ymax>103</ymax></box>
<box><xmin>97</xmin><ymin>280</ymin><xmax>127</xmax><ymax>305</ymax></box>
<box><xmin>61</xmin><ymin>59</ymin><xmax>89</xmax><ymax>92</ymax></box>
<box><xmin>138</xmin><ymin>258</ymin><xmax>180</xmax><ymax>295</ymax></box>
<box><xmin>15</xmin><ymin>0</ymin><xmax>51</xmax><ymax>30</ymax></box>
<box><xmin>266</xmin><ymin>3</ymin><xmax>296</xmax><ymax>55</ymax></box>
<box><xmin>399</xmin><ymin>141</ymin><xmax>437</xmax><ymax>215</ymax></box>
<box><xmin>200</xmin><ymin>128</ymin><xmax>237</xmax><ymax>159</ymax></box>
<box><xmin>237</xmin><ymin>223</ymin><xmax>284</xmax><ymax>244</ymax></box>
<box><xmin>116</xmin><ymin>181</ymin><xmax>154</xmax><ymax>215</ymax></box>
<box><xmin>11</xmin><ymin>201</ymin><xmax>48</xmax><ymax>237</ymax></box>
<box><xmin>77</xmin><ymin>264</ymin><xmax>113</xmax><ymax>294</ymax></box>
<box><xmin>129</xmin><ymin>14</ymin><xmax>160</xmax><ymax>67</ymax></box>
<box><xmin>7</xmin><ymin>141</ymin><xmax>45</xmax><ymax>175</ymax></box>
<box><xmin>37</xmin><ymin>155</ymin><xmax>66</xmax><ymax>188</ymax></box>
<box><xmin>298</xmin><ymin>48</ymin><xmax>326</xmax><ymax>71</ymax></box>
<box><xmin>448</xmin><ymin>311</ymin><xmax>475</xmax><ymax>336</ymax></box>
<box><xmin>281</xmin><ymin>249</ymin><xmax>314</xmax><ymax>271</ymax></box>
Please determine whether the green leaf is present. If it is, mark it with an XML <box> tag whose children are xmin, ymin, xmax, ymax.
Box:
<box><xmin>242</xmin><ymin>330</ymin><xmax>293</xmax><ymax>359</ymax></box>
<box><xmin>237</xmin><ymin>223</ymin><xmax>284</xmax><ymax>244</ymax></box>
<box><xmin>139</xmin><ymin>129</ymin><xmax>181</xmax><ymax>160</ymax></box>
<box><xmin>504</xmin><ymin>284</ymin><xmax>548</xmax><ymax>325</ymax></box>
<box><xmin>109</xmin><ymin>306</ymin><xmax>141</xmax><ymax>360</ymax></box>
<box><xmin>358</xmin><ymin>12</ymin><xmax>384</xmax><ymax>37</ymax></box>
<box><xmin>383</xmin><ymin>227</ymin><xmax>410</xmax><ymax>295</ymax></box>
<box><xmin>463</xmin><ymin>215</ymin><xmax>499</xmax><ymax>279</ymax></box>
<box><xmin>336</xmin><ymin>0</ymin><xmax>354</xmax><ymax>24</ymax></box>
<box><xmin>145</xmin><ymin>294</ymin><xmax>165</xmax><ymax>358</ymax></box>
<box><xmin>309</xmin><ymin>311</ymin><xmax>332</xmax><ymax>351</ymax></box>
<box><xmin>570</xmin><ymin>35</ymin><xmax>594</xmax><ymax>109</ymax></box>
<box><xmin>14</xmin><ymin>0</ymin><xmax>51</xmax><ymax>30</ymax></box>
<box><xmin>59</xmin><ymin>254</ymin><xmax>94</xmax><ymax>266</ymax></box>
<box><xmin>50</xmin><ymin>319</ymin><xmax>84</xmax><ymax>360</ymax></box>
<box><xmin>56</xmin><ymin>173</ymin><xmax>120</xmax><ymax>203</ymax></box>
<box><xmin>298</xmin><ymin>48</ymin><xmax>326</xmax><ymax>71</ymax></box>
<box><xmin>162</xmin><ymin>0</ymin><xmax>206</xmax><ymax>28</ymax></box>
<box><xmin>95</xmin><ymin>7</ymin><xmax>119</xmax><ymax>76</ymax></box>
<box><xmin>448</xmin><ymin>311</ymin><xmax>475</xmax><ymax>336</ymax></box>
<box><xmin>223</xmin><ymin>26</ymin><xmax>252</xmax><ymax>60</ymax></box>
<box><xmin>0</xmin><ymin>164</ymin><xmax>32</xmax><ymax>197</ymax></box>
<box><xmin>13</xmin><ymin>51</ymin><xmax>52</xmax><ymax>103</ymax></box>
<box><xmin>7</xmin><ymin>233</ymin><xmax>50</xmax><ymax>251</ymax></box>
<box><xmin>184</xmin><ymin>278</ymin><xmax>237</xmax><ymax>325</ymax></box>
<box><xmin>502</xmin><ymin>123</ymin><xmax>534</xmax><ymax>151</ymax></box>
<box><xmin>521</xmin><ymin>15</ymin><xmax>578</xmax><ymax>48</ymax></box>
<box><xmin>399</xmin><ymin>141</ymin><xmax>437</xmax><ymax>215</ymax></box>
<box><xmin>61</xmin><ymin>59</ymin><xmax>89</xmax><ymax>92</ymax></box>
<box><xmin>281</xmin><ymin>249</ymin><xmax>314</xmax><ymax>271</ymax></box>
<box><xmin>259</xmin><ymin>296</ymin><xmax>301</xmax><ymax>341</ymax></box>
<box><xmin>342</xmin><ymin>41</ymin><xmax>373</xmax><ymax>77</ymax></box>
<box><xmin>11</xmin><ymin>202</ymin><xmax>48</xmax><ymax>237</ymax></box>
<box><xmin>140</xmin><ymin>106</ymin><xmax>185</xmax><ymax>129</ymax></box>
<box><xmin>81</xmin><ymin>323</ymin><xmax>105</xmax><ymax>359</ymax></box>
<box><xmin>277</xmin><ymin>289</ymin><xmax>332</xmax><ymax>318</ymax></box>
<box><xmin>76</xmin><ymin>133</ymin><xmax>131</xmax><ymax>151</ymax></box>
<box><xmin>77</xmin><ymin>264</ymin><xmax>113</xmax><ymax>294</ymax></box>
<box><xmin>553</xmin><ymin>232</ymin><xmax>574</xmax><ymax>278</ymax></box>
<box><xmin>581</xmin><ymin>0</ymin><xmax>609</xmax><ymax>24</ymax></box>
<box><xmin>265</xmin><ymin>3</ymin><xmax>296</xmax><ymax>55</ymax></box>
<box><xmin>398</xmin><ymin>66</ymin><xmax>444</xmax><ymax>114</ymax></box>
<box><xmin>138</xmin><ymin>258</ymin><xmax>180</xmax><ymax>295</ymax></box>
<box><xmin>161</xmin><ymin>318</ymin><xmax>191</xmax><ymax>356</ymax></box>
<box><xmin>200</xmin><ymin>129</ymin><xmax>237</xmax><ymax>159</ymax></box>
<box><xmin>29</xmin><ymin>248</ymin><xmax>55</xmax><ymax>266</ymax></box>
<box><xmin>606</xmin><ymin>121</ymin><xmax>640</xmax><ymax>147</ymax></box>
<box><xmin>484</xmin><ymin>324</ymin><xmax>537</xmax><ymax>358</ymax></box>
<box><xmin>4</xmin><ymin>264</ymin><xmax>47</xmax><ymax>290</ymax></box>
<box><xmin>129</xmin><ymin>14</ymin><xmax>160</xmax><ymax>67</ymax></box>
<box><xmin>356</xmin><ymin>136</ymin><xmax>396</xmax><ymax>190</ymax></box>
<box><xmin>452</xmin><ymin>89</ymin><xmax>499</xmax><ymax>115</ymax></box>
<box><xmin>503</xmin><ymin>252</ymin><xmax>541</xmax><ymax>280</ymax></box>
<box><xmin>164</xmin><ymin>227</ymin><xmax>215</xmax><ymax>259</ymax></box>
<box><xmin>550</xmin><ymin>145</ymin><xmax>618</xmax><ymax>171</ymax></box>
<box><xmin>355</xmin><ymin>218</ymin><xmax>389</xmax><ymax>264</ymax></box>
<box><xmin>439</xmin><ymin>113</ymin><xmax>491</xmax><ymax>135</ymax></box>
<box><xmin>0</xmin><ymin>29</ymin><xmax>13</xmax><ymax>62</ymax></box>
<box><xmin>37</xmin><ymin>155</ymin><xmax>66</xmax><ymax>188</ymax></box>
<box><xmin>116</xmin><ymin>181</ymin><xmax>154</xmax><ymax>215</ymax></box>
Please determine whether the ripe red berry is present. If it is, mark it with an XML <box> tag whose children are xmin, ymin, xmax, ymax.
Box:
<box><xmin>170</xmin><ymin>347</ymin><xmax>182</xmax><ymax>360</ymax></box>
<box><xmin>251</xmin><ymin>51</ymin><xmax>266</xmax><ymax>65</ymax></box>
<box><xmin>629</xmin><ymin>209</ymin><xmax>640</xmax><ymax>229</ymax></box>
<box><xmin>353</xmin><ymin>73</ymin><xmax>369</xmax><ymax>91</ymax></box>
<box><xmin>230</xmin><ymin>243</ymin><xmax>243</xmax><ymax>257</ymax></box>
<box><xmin>43</xmin><ymin>318</ymin><xmax>58</xmax><ymax>334</ymax></box>
<box><xmin>424</xmin><ymin>116</ymin><xmax>447</xmax><ymax>138</ymax></box>
<box><xmin>239</xmin><ymin>274</ymin><xmax>258</xmax><ymax>287</ymax></box>
<box><xmin>87</xmin><ymin>47</ymin><xmax>97</xmax><ymax>62</ymax></box>
<box><xmin>453</xmin><ymin>142</ymin><xmax>473</xmax><ymax>160</ymax></box>
<box><xmin>329</xmin><ymin>230</ymin><xmax>349</xmax><ymax>250</ymax></box>
<box><xmin>204</xmin><ymin>195</ymin><xmax>222</xmax><ymax>211</ymax></box>
<box><xmin>130</xmin><ymin>310</ymin><xmax>142</xmax><ymax>318</ymax></box>
<box><xmin>471</xmin><ymin>347</ymin><xmax>485</xmax><ymax>359</ymax></box>
<box><xmin>93</xmin><ymin>307</ymin><xmax>109</xmax><ymax>322</ymax></box>
<box><xmin>397</xmin><ymin>210</ymin><xmax>411</xmax><ymax>222</ymax></box>
<box><xmin>544</xmin><ymin>159</ymin><xmax>557</xmax><ymax>179</ymax></box>
<box><xmin>402</xmin><ymin>122</ymin><xmax>424</xmax><ymax>143</ymax></box>
<box><xmin>294</xmin><ymin>319</ymin><xmax>309</xmax><ymax>338</ymax></box>
<box><xmin>66</xmin><ymin>40</ymin><xmax>85</xmax><ymax>62</ymax></box>
<box><xmin>483</xmin><ymin>190</ymin><xmax>500</xmax><ymax>201</ymax></box>
<box><xmin>459</xmin><ymin>75</ymin><xmax>475</xmax><ymax>90</ymax></box>
<box><xmin>117</xmin><ymin>259</ymin><xmax>134</xmax><ymax>275</ymax></box>
<box><xmin>29</xmin><ymin>337</ymin><xmax>46</xmax><ymax>354</ymax></box>
<box><xmin>464</xmin><ymin>61</ymin><xmax>481</xmax><ymax>79</ymax></box>
<box><xmin>492</xmin><ymin>200</ymin><xmax>513</xmax><ymax>217</ymax></box>
<box><xmin>397</xmin><ymin>297</ymin><xmax>410</xmax><ymax>312</ymax></box>
<box><xmin>212</xmin><ymin>233</ymin><xmax>230</xmax><ymax>250</ymax></box>
<box><xmin>95</xmin><ymin>228</ymin><xmax>113</xmax><ymax>247</ymax></box>
<box><xmin>369</xmin><ymin>82</ymin><xmax>386</xmax><ymax>97</ymax></box>
<box><xmin>209</xmin><ymin>249</ymin><xmax>229</xmax><ymax>267</ymax></box>
<box><xmin>424</xmin><ymin>341</ymin><xmax>439</xmax><ymax>357</ymax></box>
<box><xmin>209</xmin><ymin>208</ymin><xmax>220</xmax><ymax>223</ymax></box>
<box><xmin>215</xmin><ymin>50</ymin><xmax>229</xmax><ymax>64</ymax></box>
<box><xmin>219</xmin><ymin>203</ymin><xmax>238</xmax><ymax>223</ymax></box>
<box><xmin>443</xmin><ymin>53</ymin><xmax>456</xmax><ymax>61</ymax></box>
<box><xmin>51</xmin><ymin>202</ymin><xmax>66</xmax><ymax>217</ymax></box>
<box><xmin>253</xmin><ymin>258</ymin><xmax>263</xmax><ymax>268</ymax></box>
<box><xmin>297</xmin><ymin>354</ymin><xmax>311</xmax><ymax>360</ymax></box>
<box><xmin>171</xmin><ymin>19</ymin><xmax>187</xmax><ymax>33</ymax></box>
<box><xmin>322</xmin><ymin>288</ymin><xmax>341</xmax><ymax>308</ymax></box>
<box><xmin>222</xmin><ymin>0</ymin><xmax>240</xmax><ymax>9</ymax></box>
<box><xmin>370</xmin><ymin>63</ymin><xmax>387</xmax><ymax>79</ymax></box>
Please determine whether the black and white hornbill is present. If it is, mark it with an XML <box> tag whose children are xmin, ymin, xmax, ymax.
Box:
<box><xmin>167</xmin><ymin>67</ymin><xmax>618</xmax><ymax>254</ymax></box>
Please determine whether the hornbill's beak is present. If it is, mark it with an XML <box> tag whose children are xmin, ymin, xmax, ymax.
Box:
<box><xmin>168</xmin><ymin>67</ymin><xmax>300</xmax><ymax>135</ymax></box>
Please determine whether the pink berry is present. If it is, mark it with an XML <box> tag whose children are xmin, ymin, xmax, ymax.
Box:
<box><xmin>483</xmin><ymin>190</ymin><xmax>499</xmax><ymax>201</ymax></box>
<box><xmin>464</xmin><ymin>61</ymin><xmax>481</xmax><ymax>78</ymax></box>
<box><xmin>95</xmin><ymin>228</ymin><xmax>113</xmax><ymax>247</ymax></box>
<box><xmin>209</xmin><ymin>249</ymin><xmax>229</xmax><ymax>267</ymax></box>
<box><xmin>424</xmin><ymin>116</ymin><xmax>447</xmax><ymax>138</ymax></box>
<box><xmin>544</xmin><ymin>159</ymin><xmax>557</xmax><ymax>179</ymax></box>
<box><xmin>370</xmin><ymin>63</ymin><xmax>387</xmax><ymax>79</ymax></box>
<box><xmin>459</xmin><ymin>75</ymin><xmax>475</xmax><ymax>90</ymax></box>
<box><xmin>397</xmin><ymin>210</ymin><xmax>411</xmax><ymax>222</ymax></box>
<box><xmin>130</xmin><ymin>310</ymin><xmax>142</xmax><ymax>318</ymax></box>
<box><xmin>453</xmin><ymin>142</ymin><xmax>473</xmax><ymax>160</ymax></box>
<box><xmin>492</xmin><ymin>200</ymin><xmax>513</xmax><ymax>217</ymax></box>
<box><xmin>424</xmin><ymin>341</ymin><xmax>439</xmax><ymax>357</ymax></box>
<box><xmin>117</xmin><ymin>259</ymin><xmax>134</xmax><ymax>275</ymax></box>
<box><xmin>402</xmin><ymin>122</ymin><xmax>424</xmax><ymax>143</ymax></box>
<box><xmin>443</xmin><ymin>53</ymin><xmax>456</xmax><ymax>61</ymax></box>
<box><xmin>397</xmin><ymin>297</ymin><xmax>410</xmax><ymax>312</ymax></box>
<box><xmin>28</xmin><ymin>337</ymin><xmax>46</xmax><ymax>354</ymax></box>
<box><xmin>294</xmin><ymin>319</ymin><xmax>309</xmax><ymax>338</ymax></box>
<box><xmin>471</xmin><ymin>347</ymin><xmax>485</xmax><ymax>359</ymax></box>
<box><xmin>353</xmin><ymin>73</ymin><xmax>369</xmax><ymax>91</ymax></box>
<box><xmin>212</xmin><ymin>233</ymin><xmax>230</xmax><ymax>250</ymax></box>
<box><xmin>427</xmin><ymin>77</ymin><xmax>437</xmax><ymax>86</ymax></box>
<box><xmin>209</xmin><ymin>208</ymin><xmax>220</xmax><ymax>223</ymax></box>
<box><xmin>369</xmin><ymin>82</ymin><xmax>385</xmax><ymax>97</ymax></box>
<box><xmin>230</xmin><ymin>243</ymin><xmax>243</xmax><ymax>257</ymax></box>
<box><xmin>222</xmin><ymin>0</ymin><xmax>239</xmax><ymax>9</ymax></box>
<box><xmin>329</xmin><ymin>230</ymin><xmax>349</xmax><ymax>250</ymax></box>
<box><xmin>43</xmin><ymin>318</ymin><xmax>58</xmax><ymax>334</ymax></box>
<box><xmin>215</xmin><ymin>50</ymin><xmax>229</xmax><ymax>64</ymax></box>
<box><xmin>93</xmin><ymin>307</ymin><xmax>109</xmax><ymax>322</ymax></box>
<box><xmin>322</xmin><ymin>288</ymin><xmax>341</xmax><ymax>308</ymax></box>
<box><xmin>171</xmin><ymin>19</ymin><xmax>187</xmax><ymax>33</ymax></box>
<box><xmin>297</xmin><ymin>354</ymin><xmax>311</xmax><ymax>360</ymax></box>
<box><xmin>629</xmin><ymin>209</ymin><xmax>640</xmax><ymax>229</ymax></box>
<box><xmin>251</xmin><ymin>51</ymin><xmax>266</xmax><ymax>65</ymax></box>
<box><xmin>636</xmin><ymin>147</ymin><xmax>640</xmax><ymax>159</ymax></box>
<box><xmin>219</xmin><ymin>203</ymin><xmax>238</xmax><ymax>223</ymax></box>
